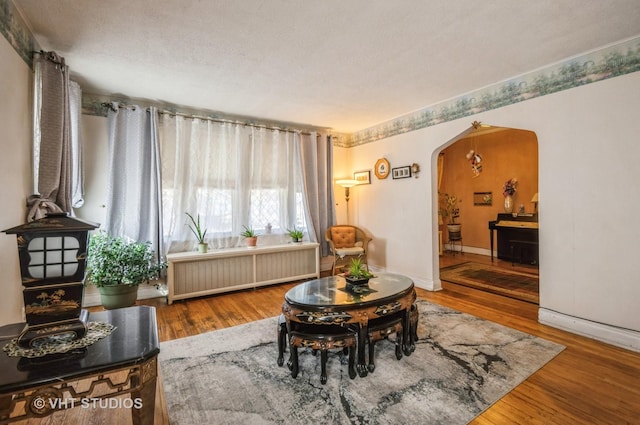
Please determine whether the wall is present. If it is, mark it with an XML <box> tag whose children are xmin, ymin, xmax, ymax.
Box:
<box><xmin>439</xmin><ymin>129</ymin><xmax>538</xmax><ymax>251</ymax></box>
<box><xmin>0</xmin><ymin>35</ymin><xmax>32</xmax><ymax>325</ymax></box>
<box><xmin>345</xmin><ymin>72</ymin><xmax>640</xmax><ymax>350</ymax></box>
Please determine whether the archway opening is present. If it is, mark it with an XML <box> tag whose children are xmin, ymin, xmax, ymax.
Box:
<box><xmin>433</xmin><ymin>122</ymin><xmax>540</xmax><ymax>304</ymax></box>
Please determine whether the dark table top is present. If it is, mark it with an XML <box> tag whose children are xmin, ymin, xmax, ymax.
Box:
<box><xmin>0</xmin><ymin>306</ymin><xmax>159</xmax><ymax>393</ymax></box>
<box><xmin>285</xmin><ymin>273</ymin><xmax>414</xmax><ymax>310</ymax></box>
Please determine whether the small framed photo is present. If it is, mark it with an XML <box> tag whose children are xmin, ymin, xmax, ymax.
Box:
<box><xmin>392</xmin><ymin>166</ymin><xmax>412</xmax><ymax>179</ymax></box>
<box><xmin>353</xmin><ymin>170</ymin><xmax>371</xmax><ymax>185</ymax></box>
<box><xmin>473</xmin><ymin>192</ymin><xmax>493</xmax><ymax>206</ymax></box>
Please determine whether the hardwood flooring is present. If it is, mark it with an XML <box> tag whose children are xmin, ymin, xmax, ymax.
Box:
<box><xmin>21</xmin><ymin>253</ymin><xmax>640</xmax><ymax>424</ymax></box>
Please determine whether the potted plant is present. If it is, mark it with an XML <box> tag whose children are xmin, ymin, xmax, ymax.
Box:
<box><xmin>344</xmin><ymin>258</ymin><xmax>374</xmax><ymax>286</ymax></box>
<box><xmin>186</xmin><ymin>212</ymin><xmax>208</xmax><ymax>253</ymax></box>
<box><xmin>240</xmin><ymin>225</ymin><xmax>258</xmax><ymax>248</ymax></box>
<box><xmin>86</xmin><ymin>232</ymin><xmax>167</xmax><ymax>309</ymax></box>
<box><xmin>439</xmin><ymin>192</ymin><xmax>462</xmax><ymax>239</ymax></box>
<box><xmin>287</xmin><ymin>227</ymin><xmax>304</xmax><ymax>243</ymax></box>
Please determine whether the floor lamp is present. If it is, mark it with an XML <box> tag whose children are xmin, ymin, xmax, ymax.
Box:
<box><xmin>335</xmin><ymin>179</ymin><xmax>360</xmax><ymax>224</ymax></box>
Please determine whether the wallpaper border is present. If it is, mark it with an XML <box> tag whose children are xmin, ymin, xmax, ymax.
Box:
<box><xmin>348</xmin><ymin>36</ymin><xmax>640</xmax><ymax>147</ymax></box>
<box><xmin>0</xmin><ymin>0</ymin><xmax>37</xmax><ymax>67</ymax></box>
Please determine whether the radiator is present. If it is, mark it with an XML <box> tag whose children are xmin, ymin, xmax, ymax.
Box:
<box><xmin>167</xmin><ymin>243</ymin><xmax>320</xmax><ymax>304</ymax></box>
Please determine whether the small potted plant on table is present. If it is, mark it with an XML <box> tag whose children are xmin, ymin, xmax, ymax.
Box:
<box><xmin>344</xmin><ymin>258</ymin><xmax>374</xmax><ymax>286</ymax></box>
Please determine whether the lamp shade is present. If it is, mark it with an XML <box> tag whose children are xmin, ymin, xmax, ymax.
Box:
<box><xmin>335</xmin><ymin>179</ymin><xmax>359</xmax><ymax>188</ymax></box>
<box><xmin>531</xmin><ymin>193</ymin><xmax>539</xmax><ymax>203</ymax></box>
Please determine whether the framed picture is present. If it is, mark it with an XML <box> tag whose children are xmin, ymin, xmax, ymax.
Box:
<box><xmin>392</xmin><ymin>166</ymin><xmax>412</xmax><ymax>179</ymax></box>
<box><xmin>473</xmin><ymin>192</ymin><xmax>493</xmax><ymax>206</ymax></box>
<box><xmin>374</xmin><ymin>158</ymin><xmax>390</xmax><ymax>179</ymax></box>
<box><xmin>353</xmin><ymin>170</ymin><xmax>371</xmax><ymax>184</ymax></box>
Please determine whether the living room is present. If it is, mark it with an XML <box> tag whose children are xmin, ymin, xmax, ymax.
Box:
<box><xmin>1</xmin><ymin>1</ymin><xmax>640</xmax><ymax>423</ymax></box>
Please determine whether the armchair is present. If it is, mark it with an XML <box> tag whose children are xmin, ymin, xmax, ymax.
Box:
<box><xmin>325</xmin><ymin>225</ymin><xmax>372</xmax><ymax>275</ymax></box>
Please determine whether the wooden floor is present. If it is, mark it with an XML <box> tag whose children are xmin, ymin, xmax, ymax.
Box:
<box><xmin>27</xmin><ymin>252</ymin><xmax>640</xmax><ymax>424</ymax></box>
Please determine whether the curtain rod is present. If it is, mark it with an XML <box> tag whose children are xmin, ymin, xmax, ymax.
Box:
<box><xmin>101</xmin><ymin>102</ymin><xmax>316</xmax><ymax>136</ymax></box>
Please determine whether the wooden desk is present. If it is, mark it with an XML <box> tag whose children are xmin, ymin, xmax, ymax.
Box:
<box><xmin>0</xmin><ymin>306</ymin><xmax>159</xmax><ymax>424</ymax></box>
<box><xmin>282</xmin><ymin>273</ymin><xmax>417</xmax><ymax>377</ymax></box>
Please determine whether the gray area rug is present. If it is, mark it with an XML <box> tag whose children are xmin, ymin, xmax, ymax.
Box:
<box><xmin>159</xmin><ymin>300</ymin><xmax>564</xmax><ymax>424</ymax></box>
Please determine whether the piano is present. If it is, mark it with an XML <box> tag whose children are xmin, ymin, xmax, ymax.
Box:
<box><xmin>488</xmin><ymin>213</ymin><xmax>539</xmax><ymax>265</ymax></box>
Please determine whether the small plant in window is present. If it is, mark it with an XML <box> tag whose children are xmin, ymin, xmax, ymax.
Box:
<box><xmin>241</xmin><ymin>225</ymin><xmax>259</xmax><ymax>247</ymax></box>
<box><xmin>287</xmin><ymin>227</ymin><xmax>304</xmax><ymax>243</ymax></box>
<box><xmin>186</xmin><ymin>213</ymin><xmax>208</xmax><ymax>252</ymax></box>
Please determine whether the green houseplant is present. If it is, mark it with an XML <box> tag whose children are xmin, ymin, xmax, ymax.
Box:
<box><xmin>345</xmin><ymin>258</ymin><xmax>374</xmax><ymax>286</ymax></box>
<box><xmin>186</xmin><ymin>212</ymin><xmax>208</xmax><ymax>253</ymax></box>
<box><xmin>86</xmin><ymin>232</ymin><xmax>167</xmax><ymax>309</ymax></box>
<box><xmin>287</xmin><ymin>227</ymin><xmax>304</xmax><ymax>243</ymax></box>
<box><xmin>240</xmin><ymin>225</ymin><xmax>258</xmax><ymax>248</ymax></box>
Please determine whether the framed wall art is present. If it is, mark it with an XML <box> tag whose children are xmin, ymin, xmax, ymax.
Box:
<box><xmin>353</xmin><ymin>170</ymin><xmax>371</xmax><ymax>184</ymax></box>
<box><xmin>473</xmin><ymin>191</ymin><xmax>493</xmax><ymax>206</ymax></box>
<box><xmin>374</xmin><ymin>158</ymin><xmax>390</xmax><ymax>179</ymax></box>
<box><xmin>392</xmin><ymin>166</ymin><xmax>411</xmax><ymax>179</ymax></box>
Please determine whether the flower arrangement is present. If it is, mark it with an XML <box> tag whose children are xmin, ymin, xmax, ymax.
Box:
<box><xmin>439</xmin><ymin>192</ymin><xmax>460</xmax><ymax>224</ymax></box>
<box><xmin>503</xmin><ymin>178</ymin><xmax>518</xmax><ymax>197</ymax></box>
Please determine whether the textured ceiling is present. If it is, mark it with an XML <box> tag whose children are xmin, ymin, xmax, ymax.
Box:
<box><xmin>14</xmin><ymin>0</ymin><xmax>640</xmax><ymax>133</ymax></box>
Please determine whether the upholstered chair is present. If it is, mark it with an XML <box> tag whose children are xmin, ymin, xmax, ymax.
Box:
<box><xmin>324</xmin><ymin>225</ymin><xmax>372</xmax><ymax>275</ymax></box>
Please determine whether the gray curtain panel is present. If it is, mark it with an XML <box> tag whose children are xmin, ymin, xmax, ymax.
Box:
<box><xmin>27</xmin><ymin>51</ymin><xmax>72</xmax><ymax>221</ymax></box>
<box><xmin>298</xmin><ymin>132</ymin><xmax>334</xmax><ymax>257</ymax></box>
<box><xmin>105</xmin><ymin>104</ymin><xmax>164</xmax><ymax>262</ymax></box>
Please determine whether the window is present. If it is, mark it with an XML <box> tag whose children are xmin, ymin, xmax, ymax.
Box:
<box><xmin>160</xmin><ymin>116</ymin><xmax>308</xmax><ymax>251</ymax></box>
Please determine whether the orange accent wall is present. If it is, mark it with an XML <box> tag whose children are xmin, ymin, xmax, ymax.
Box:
<box><xmin>439</xmin><ymin>128</ymin><xmax>538</xmax><ymax>250</ymax></box>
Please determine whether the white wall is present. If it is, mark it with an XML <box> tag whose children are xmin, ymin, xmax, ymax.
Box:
<box><xmin>0</xmin><ymin>36</ymin><xmax>33</xmax><ymax>325</ymax></box>
<box><xmin>345</xmin><ymin>72</ymin><xmax>640</xmax><ymax>350</ymax></box>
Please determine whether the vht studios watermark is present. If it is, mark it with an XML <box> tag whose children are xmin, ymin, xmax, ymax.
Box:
<box><xmin>33</xmin><ymin>396</ymin><xmax>143</xmax><ymax>410</ymax></box>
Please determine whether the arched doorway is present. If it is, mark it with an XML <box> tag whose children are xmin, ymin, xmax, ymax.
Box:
<box><xmin>434</xmin><ymin>122</ymin><xmax>540</xmax><ymax>304</ymax></box>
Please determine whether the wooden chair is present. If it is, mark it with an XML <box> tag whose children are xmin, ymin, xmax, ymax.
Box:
<box><xmin>325</xmin><ymin>225</ymin><xmax>372</xmax><ymax>275</ymax></box>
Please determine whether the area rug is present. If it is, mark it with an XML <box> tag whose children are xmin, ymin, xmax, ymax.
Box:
<box><xmin>440</xmin><ymin>262</ymin><xmax>539</xmax><ymax>304</ymax></box>
<box><xmin>159</xmin><ymin>299</ymin><xmax>563</xmax><ymax>424</ymax></box>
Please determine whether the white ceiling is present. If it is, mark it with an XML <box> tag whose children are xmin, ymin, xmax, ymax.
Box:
<box><xmin>14</xmin><ymin>0</ymin><xmax>640</xmax><ymax>133</ymax></box>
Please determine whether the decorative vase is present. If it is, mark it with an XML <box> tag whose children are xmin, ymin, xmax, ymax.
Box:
<box><xmin>504</xmin><ymin>195</ymin><xmax>514</xmax><ymax>213</ymax></box>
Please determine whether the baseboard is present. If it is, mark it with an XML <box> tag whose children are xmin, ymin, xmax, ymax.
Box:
<box><xmin>444</xmin><ymin>245</ymin><xmax>493</xmax><ymax>257</ymax></box>
<box><xmin>369</xmin><ymin>265</ymin><xmax>442</xmax><ymax>292</ymax></box>
<box><xmin>539</xmin><ymin>308</ymin><xmax>640</xmax><ymax>352</ymax></box>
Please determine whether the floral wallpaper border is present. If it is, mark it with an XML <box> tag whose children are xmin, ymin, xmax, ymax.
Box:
<box><xmin>348</xmin><ymin>36</ymin><xmax>640</xmax><ymax>148</ymax></box>
<box><xmin>2</xmin><ymin>1</ymin><xmax>638</xmax><ymax>148</ymax></box>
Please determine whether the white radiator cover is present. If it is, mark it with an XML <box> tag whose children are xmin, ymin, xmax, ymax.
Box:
<box><xmin>166</xmin><ymin>243</ymin><xmax>320</xmax><ymax>304</ymax></box>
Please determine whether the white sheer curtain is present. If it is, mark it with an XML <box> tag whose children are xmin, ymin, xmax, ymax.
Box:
<box><xmin>69</xmin><ymin>81</ymin><xmax>84</xmax><ymax>208</ymax></box>
<box><xmin>160</xmin><ymin>114</ymin><xmax>308</xmax><ymax>252</ymax></box>
<box><xmin>105</xmin><ymin>104</ymin><xmax>164</xmax><ymax>261</ymax></box>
